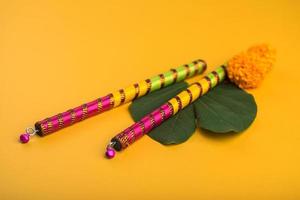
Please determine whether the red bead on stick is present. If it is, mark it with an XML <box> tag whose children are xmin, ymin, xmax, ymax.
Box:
<box><xmin>20</xmin><ymin>133</ymin><xmax>30</xmax><ymax>143</ymax></box>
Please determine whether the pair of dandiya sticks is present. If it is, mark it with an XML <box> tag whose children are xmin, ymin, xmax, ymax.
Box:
<box><xmin>19</xmin><ymin>44</ymin><xmax>275</xmax><ymax>159</ymax></box>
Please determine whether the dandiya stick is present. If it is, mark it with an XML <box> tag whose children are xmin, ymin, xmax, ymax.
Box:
<box><xmin>105</xmin><ymin>66</ymin><xmax>226</xmax><ymax>158</ymax></box>
<box><xmin>105</xmin><ymin>44</ymin><xmax>276</xmax><ymax>158</ymax></box>
<box><xmin>19</xmin><ymin>60</ymin><xmax>207</xmax><ymax>143</ymax></box>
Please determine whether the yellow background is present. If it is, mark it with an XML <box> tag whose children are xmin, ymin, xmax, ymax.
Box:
<box><xmin>1</xmin><ymin>0</ymin><xmax>300</xmax><ymax>199</ymax></box>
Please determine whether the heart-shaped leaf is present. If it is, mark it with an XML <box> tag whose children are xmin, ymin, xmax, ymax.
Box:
<box><xmin>129</xmin><ymin>80</ymin><xmax>257</xmax><ymax>145</ymax></box>
<box><xmin>194</xmin><ymin>82</ymin><xmax>257</xmax><ymax>133</ymax></box>
<box><xmin>129</xmin><ymin>82</ymin><xmax>196</xmax><ymax>145</ymax></box>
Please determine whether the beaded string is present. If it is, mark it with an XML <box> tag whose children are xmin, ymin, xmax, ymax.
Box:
<box><xmin>108</xmin><ymin>66</ymin><xmax>226</xmax><ymax>154</ymax></box>
<box><xmin>33</xmin><ymin>60</ymin><xmax>207</xmax><ymax>137</ymax></box>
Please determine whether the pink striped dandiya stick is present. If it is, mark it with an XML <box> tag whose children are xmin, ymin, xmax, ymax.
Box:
<box><xmin>19</xmin><ymin>60</ymin><xmax>207</xmax><ymax>143</ymax></box>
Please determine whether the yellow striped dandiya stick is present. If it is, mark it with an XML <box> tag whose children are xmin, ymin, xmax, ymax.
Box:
<box><xmin>19</xmin><ymin>60</ymin><xmax>207</xmax><ymax>143</ymax></box>
<box><xmin>106</xmin><ymin>44</ymin><xmax>275</xmax><ymax>158</ymax></box>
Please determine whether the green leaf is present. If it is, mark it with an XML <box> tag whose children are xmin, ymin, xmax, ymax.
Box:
<box><xmin>129</xmin><ymin>82</ymin><xmax>196</xmax><ymax>145</ymax></box>
<box><xmin>128</xmin><ymin>80</ymin><xmax>257</xmax><ymax>146</ymax></box>
<box><xmin>148</xmin><ymin>105</ymin><xmax>196</xmax><ymax>145</ymax></box>
<box><xmin>194</xmin><ymin>82</ymin><xmax>257</xmax><ymax>133</ymax></box>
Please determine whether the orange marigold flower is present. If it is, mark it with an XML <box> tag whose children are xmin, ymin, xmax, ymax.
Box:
<box><xmin>226</xmin><ymin>44</ymin><xmax>275</xmax><ymax>89</ymax></box>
